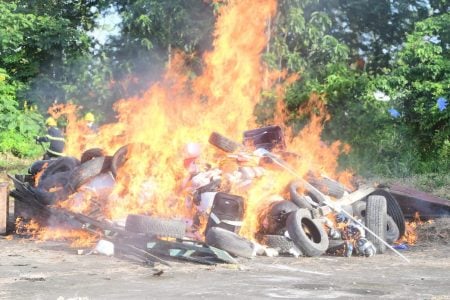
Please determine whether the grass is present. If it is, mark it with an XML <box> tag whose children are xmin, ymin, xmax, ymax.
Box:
<box><xmin>0</xmin><ymin>153</ymin><xmax>37</xmax><ymax>183</ymax></box>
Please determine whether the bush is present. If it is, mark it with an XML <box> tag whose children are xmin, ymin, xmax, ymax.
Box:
<box><xmin>0</xmin><ymin>68</ymin><xmax>44</xmax><ymax>158</ymax></box>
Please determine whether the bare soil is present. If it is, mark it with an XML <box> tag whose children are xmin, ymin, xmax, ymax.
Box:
<box><xmin>1</xmin><ymin>223</ymin><xmax>449</xmax><ymax>300</ymax></box>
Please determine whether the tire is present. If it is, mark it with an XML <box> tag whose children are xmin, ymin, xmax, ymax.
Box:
<box><xmin>111</xmin><ymin>143</ymin><xmax>149</xmax><ymax>178</ymax></box>
<box><xmin>306</xmin><ymin>175</ymin><xmax>346</xmax><ymax>199</ymax></box>
<box><xmin>205</xmin><ymin>227</ymin><xmax>253</xmax><ymax>258</ymax></box>
<box><xmin>37</xmin><ymin>171</ymin><xmax>72</xmax><ymax>191</ymax></box>
<box><xmin>352</xmin><ymin>200</ymin><xmax>367</xmax><ymax>219</ymax></box>
<box><xmin>365</xmin><ymin>195</ymin><xmax>387</xmax><ymax>254</ymax></box>
<box><xmin>111</xmin><ymin>144</ymin><xmax>129</xmax><ymax>178</ymax></box>
<box><xmin>208</xmin><ymin>132</ymin><xmax>241</xmax><ymax>153</ymax></box>
<box><xmin>29</xmin><ymin>160</ymin><xmax>51</xmax><ymax>175</ymax></box>
<box><xmin>125</xmin><ymin>214</ymin><xmax>186</xmax><ymax>238</ymax></box>
<box><xmin>261</xmin><ymin>235</ymin><xmax>300</xmax><ymax>255</ymax></box>
<box><xmin>266</xmin><ymin>200</ymin><xmax>299</xmax><ymax>234</ymax></box>
<box><xmin>286</xmin><ymin>209</ymin><xmax>329</xmax><ymax>257</ymax></box>
<box><xmin>68</xmin><ymin>156</ymin><xmax>112</xmax><ymax>192</ymax></box>
<box><xmin>289</xmin><ymin>181</ymin><xmax>325</xmax><ymax>209</ymax></box>
<box><xmin>370</xmin><ymin>189</ymin><xmax>405</xmax><ymax>237</ymax></box>
<box><xmin>80</xmin><ymin>148</ymin><xmax>105</xmax><ymax>163</ymax></box>
<box><xmin>39</xmin><ymin>157</ymin><xmax>80</xmax><ymax>182</ymax></box>
<box><xmin>270</xmin><ymin>200</ymin><xmax>298</xmax><ymax>221</ymax></box>
<box><xmin>386</xmin><ymin>215</ymin><xmax>400</xmax><ymax>244</ymax></box>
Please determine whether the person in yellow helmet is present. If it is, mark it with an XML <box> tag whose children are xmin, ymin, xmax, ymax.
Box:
<box><xmin>84</xmin><ymin>112</ymin><xmax>98</xmax><ymax>132</ymax></box>
<box><xmin>36</xmin><ymin>117</ymin><xmax>65</xmax><ymax>159</ymax></box>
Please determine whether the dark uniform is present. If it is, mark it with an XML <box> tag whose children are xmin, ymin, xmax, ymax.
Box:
<box><xmin>37</xmin><ymin>126</ymin><xmax>65</xmax><ymax>159</ymax></box>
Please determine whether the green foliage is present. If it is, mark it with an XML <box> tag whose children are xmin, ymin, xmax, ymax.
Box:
<box><xmin>268</xmin><ymin>2</ymin><xmax>449</xmax><ymax>177</ymax></box>
<box><xmin>376</xmin><ymin>13</ymin><xmax>450</xmax><ymax>173</ymax></box>
<box><xmin>0</xmin><ymin>2</ymin><xmax>90</xmax><ymax>83</ymax></box>
<box><xmin>0</xmin><ymin>68</ymin><xmax>43</xmax><ymax>157</ymax></box>
<box><xmin>319</xmin><ymin>0</ymin><xmax>434</xmax><ymax>72</ymax></box>
<box><xmin>266</xmin><ymin>0</ymin><xmax>349</xmax><ymax>111</ymax></box>
<box><xmin>108</xmin><ymin>0</ymin><xmax>214</xmax><ymax>84</ymax></box>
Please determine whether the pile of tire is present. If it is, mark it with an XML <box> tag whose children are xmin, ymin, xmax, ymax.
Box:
<box><xmin>29</xmin><ymin>146</ymin><xmax>127</xmax><ymax>205</ymax></box>
<box><xmin>351</xmin><ymin>190</ymin><xmax>406</xmax><ymax>253</ymax></box>
<box><xmin>257</xmin><ymin>199</ymin><xmax>330</xmax><ymax>257</ymax></box>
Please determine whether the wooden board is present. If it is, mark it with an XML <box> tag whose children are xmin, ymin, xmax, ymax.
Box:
<box><xmin>0</xmin><ymin>182</ymin><xmax>9</xmax><ymax>234</ymax></box>
<box><xmin>388</xmin><ymin>184</ymin><xmax>450</xmax><ymax>218</ymax></box>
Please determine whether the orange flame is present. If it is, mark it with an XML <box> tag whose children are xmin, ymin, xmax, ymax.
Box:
<box><xmin>16</xmin><ymin>218</ymin><xmax>98</xmax><ymax>248</ymax></box>
<box><xmin>45</xmin><ymin>0</ymin><xmax>353</xmax><ymax>242</ymax></box>
<box><xmin>34</xmin><ymin>162</ymin><xmax>48</xmax><ymax>187</ymax></box>
<box><xmin>399</xmin><ymin>212</ymin><xmax>433</xmax><ymax>245</ymax></box>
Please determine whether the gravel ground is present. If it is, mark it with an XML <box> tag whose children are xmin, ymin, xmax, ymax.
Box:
<box><xmin>0</xmin><ymin>229</ymin><xmax>449</xmax><ymax>300</ymax></box>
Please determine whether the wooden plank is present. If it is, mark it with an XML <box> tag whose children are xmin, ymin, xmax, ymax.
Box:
<box><xmin>0</xmin><ymin>182</ymin><xmax>9</xmax><ymax>234</ymax></box>
<box><xmin>388</xmin><ymin>184</ymin><xmax>450</xmax><ymax>218</ymax></box>
<box><xmin>335</xmin><ymin>186</ymin><xmax>376</xmax><ymax>206</ymax></box>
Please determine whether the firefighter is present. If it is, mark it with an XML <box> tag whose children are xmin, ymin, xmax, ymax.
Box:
<box><xmin>36</xmin><ymin>117</ymin><xmax>65</xmax><ymax>160</ymax></box>
<box><xmin>84</xmin><ymin>112</ymin><xmax>98</xmax><ymax>132</ymax></box>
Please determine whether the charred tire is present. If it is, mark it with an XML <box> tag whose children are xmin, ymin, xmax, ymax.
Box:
<box><xmin>289</xmin><ymin>180</ymin><xmax>327</xmax><ymax>209</ymax></box>
<box><xmin>68</xmin><ymin>156</ymin><xmax>112</xmax><ymax>192</ymax></box>
<box><xmin>370</xmin><ymin>189</ymin><xmax>405</xmax><ymax>237</ymax></box>
<box><xmin>80</xmin><ymin>148</ymin><xmax>105</xmax><ymax>164</ymax></box>
<box><xmin>125</xmin><ymin>214</ymin><xmax>186</xmax><ymax>238</ymax></box>
<box><xmin>365</xmin><ymin>195</ymin><xmax>387</xmax><ymax>254</ymax></box>
<box><xmin>208</xmin><ymin>132</ymin><xmax>240</xmax><ymax>153</ymax></box>
<box><xmin>111</xmin><ymin>143</ymin><xmax>149</xmax><ymax>178</ymax></box>
<box><xmin>269</xmin><ymin>200</ymin><xmax>298</xmax><ymax>223</ymax></box>
<box><xmin>306</xmin><ymin>175</ymin><xmax>346</xmax><ymax>199</ymax></box>
<box><xmin>205</xmin><ymin>227</ymin><xmax>253</xmax><ymax>258</ymax></box>
<box><xmin>111</xmin><ymin>144</ymin><xmax>129</xmax><ymax>178</ymax></box>
<box><xmin>352</xmin><ymin>200</ymin><xmax>367</xmax><ymax>219</ymax></box>
<box><xmin>261</xmin><ymin>235</ymin><xmax>299</xmax><ymax>255</ymax></box>
<box><xmin>266</xmin><ymin>200</ymin><xmax>299</xmax><ymax>234</ymax></box>
<box><xmin>386</xmin><ymin>215</ymin><xmax>400</xmax><ymax>244</ymax></box>
<box><xmin>29</xmin><ymin>160</ymin><xmax>51</xmax><ymax>175</ymax></box>
<box><xmin>40</xmin><ymin>157</ymin><xmax>80</xmax><ymax>182</ymax></box>
<box><xmin>286</xmin><ymin>209</ymin><xmax>329</xmax><ymax>257</ymax></box>
<box><xmin>37</xmin><ymin>171</ymin><xmax>71</xmax><ymax>191</ymax></box>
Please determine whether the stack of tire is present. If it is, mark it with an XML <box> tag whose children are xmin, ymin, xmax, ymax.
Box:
<box><xmin>29</xmin><ymin>144</ymin><xmax>156</xmax><ymax>206</ymax></box>
<box><xmin>207</xmin><ymin>131</ymin><xmax>339</xmax><ymax>257</ymax></box>
<box><xmin>258</xmin><ymin>200</ymin><xmax>329</xmax><ymax>257</ymax></box>
<box><xmin>351</xmin><ymin>190</ymin><xmax>406</xmax><ymax>253</ymax></box>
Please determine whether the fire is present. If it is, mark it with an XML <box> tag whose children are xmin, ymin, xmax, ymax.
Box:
<box><xmin>34</xmin><ymin>162</ymin><xmax>48</xmax><ymax>187</ymax></box>
<box><xmin>44</xmin><ymin>0</ymin><xmax>352</xmax><ymax>241</ymax></box>
<box><xmin>399</xmin><ymin>212</ymin><xmax>434</xmax><ymax>245</ymax></box>
<box><xmin>16</xmin><ymin>218</ymin><xmax>98</xmax><ymax>248</ymax></box>
<box><xmin>36</xmin><ymin>228</ymin><xmax>98</xmax><ymax>248</ymax></box>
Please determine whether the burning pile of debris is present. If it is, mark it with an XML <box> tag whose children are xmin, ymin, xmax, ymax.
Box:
<box><xmin>8</xmin><ymin>125</ymin><xmax>424</xmax><ymax>266</ymax></box>
<box><xmin>5</xmin><ymin>0</ymin><xmax>450</xmax><ymax>268</ymax></box>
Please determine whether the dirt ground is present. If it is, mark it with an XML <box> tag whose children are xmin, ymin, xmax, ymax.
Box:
<box><xmin>1</xmin><ymin>223</ymin><xmax>450</xmax><ymax>300</ymax></box>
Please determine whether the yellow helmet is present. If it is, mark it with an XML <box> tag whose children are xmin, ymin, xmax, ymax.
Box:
<box><xmin>84</xmin><ymin>112</ymin><xmax>95</xmax><ymax>122</ymax></box>
<box><xmin>45</xmin><ymin>117</ymin><xmax>57</xmax><ymax>127</ymax></box>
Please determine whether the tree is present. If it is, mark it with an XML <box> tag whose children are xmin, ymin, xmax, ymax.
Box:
<box><xmin>106</xmin><ymin>0</ymin><xmax>214</xmax><ymax>91</ymax></box>
<box><xmin>263</xmin><ymin>0</ymin><xmax>349</xmax><ymax>112</ymax></box>
<box><xmin>319</xmin><ymin>0</ymin><xmax>433</xmax><ymax>73</ymax></box>
<box><xmin>378</xmin><ymin>12</ymin><xmax>450</xmax><ymax>172</ymax></box>
<box><xmin>0</xmin><ymin>68</ymin><xmax>43</xmax><ymax>157</ymax></box>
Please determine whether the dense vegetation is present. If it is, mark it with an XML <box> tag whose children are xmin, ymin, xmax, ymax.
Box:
<box><xmin>0</xmin><ymin>0</ymin><xmax>448</xmax><ymax>177</ymax></box>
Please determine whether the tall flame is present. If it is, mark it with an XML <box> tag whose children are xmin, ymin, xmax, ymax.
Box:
<box><xmin>48</xmin><ymin>0</ymin><xmax>352</xmax><ymax>240</ymax></box>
